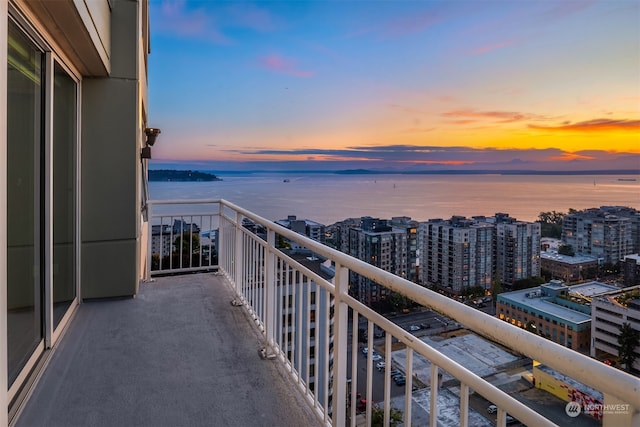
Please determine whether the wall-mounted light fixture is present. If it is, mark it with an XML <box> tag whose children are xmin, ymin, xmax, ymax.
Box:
<box><xmin>141</xmin><ymin>127</ymin><xmax>161</xmax><ymax>159</ymax></box>
<box><xmin>145</xmin><ymin>127</ymin><xmax>161</xmax><ymax>146</ymax></box>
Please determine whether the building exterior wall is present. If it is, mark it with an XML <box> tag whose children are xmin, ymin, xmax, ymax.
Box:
<box><xmin>562</xmin><ymin>207</ymin><xmax>636</xmax><ymax>264</ymax></box>
<box><xmin>495</xmin><ymin>220</ymin><xmax>541</xmax><ymax>286</ymax></box>
<box><xmin>2</xmin><ymin>0</ymin><xmax>150</xmax><ymax>420</ymax></box>
<box><xmin>348</xmin><ymin>223</ymin><xmax>408</xmax><ymax>305</ymax></box>
<box><xmin>495</xmin><ymin>281</ymin><xmax>616</xmax><ymax>352</ymax></box>
<box><xmin>541</xmin><ymin>252</ymin><xmax>599</xmax><ymax>282</ymax></box>
<box><xmin>418</xmin><ymin>218</ymin><xmax>494</xmax><ymax>295</ymax></box>
<box><xmin>590</xmin><ymin>286</ymin><xmax>640</xmax><ymax>372</ymax></box>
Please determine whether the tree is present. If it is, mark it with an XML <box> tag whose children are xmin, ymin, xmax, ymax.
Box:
<box><xmin>371</xmin><ymin>405</ymin><xmax>403</xmax><ymax>427</ymax></box>
<box><xmin>174</xmin><ymin>232</ymin><xmax>200</xmax><ymax>254</ymax></box>
<box><xmin>558</xmin><ymin>245</ymin><xmax>575</xmax><ymax>256</ymax></box>
<box><xmin>537</xmin><ymin>210</ymin><xmax>565</xmax><ymax>238</ymax></box>
<box><xmin>618</xmin><ymin>322</ymin><xmax>640</xmax><ymax>373</ymax></box>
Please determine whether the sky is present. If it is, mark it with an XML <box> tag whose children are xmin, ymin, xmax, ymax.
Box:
<box><xmin>147</xmin><ymin>0</ymin><xmax>640</xmax><ymax>172</ymax></box>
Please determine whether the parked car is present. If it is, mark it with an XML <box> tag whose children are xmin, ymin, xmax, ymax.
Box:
<box><xmin>371</xmin><ymin>354</ymin><xmax>383</xmax><ymax>361</ymax></box>
<box><xmin>394</xmin><ymin>376</ymin><xmax>406</xmax><ymax>385</ymax></box>
<box><xmin>362</xmin><ymin>347</ymin><xmax>368</xmax><ymax>355</ymax></box>
<box><xmin>506</xmin><ymin>415</ymin><xmax>517</xmax><ymax>425</ymax></box>
<box><xmin>487</xmin><ymin>404</ymin><xmax>497</xmax><ymax>414</ymax></box>
<box><xmin>420</xmin><ymin>323</ymin><xmax>431</xmax><ymax>329</ymax></box>
<box><xmin>376</xmin><ymin>361</ymin><xmax>386</xmax><ymax>371</ymax></box>
<box><xmin>409</xmin><ymin>325</ymin><xmax>421</xmax><ymax>331</ymax></box>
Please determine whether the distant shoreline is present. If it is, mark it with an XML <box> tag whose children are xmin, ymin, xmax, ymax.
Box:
<box><xmin>148</xmin><ymin>169</ymin><xmax>222</xmax><ymax>182</ymax></box>
<box><xmin>150</xmin><ymin>168</ymin><xmax>640</xmax><ymax>177</ymax></box>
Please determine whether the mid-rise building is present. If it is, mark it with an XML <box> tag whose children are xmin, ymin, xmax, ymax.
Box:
<box><xmin>496</xmin><ymin>280</ymin><xmax>619</xmax><ymax>352</ymax></box>
<box><xmin>492</xmin><ymin>213</ymin><xmax>541</xmax><ymax>287</ymax></box>
<box><xmin>562</xmin><ymin>207</ymin><xmax>636</xmax><ymax>264</ymax></box>
<box><xmin>590</xmin><ymin>285</ymin><xmax>640</xmax><ymax>373</ymax></box>
<box><xmin>279</xmin><ymin>252</ymin><xmax>335</xmax><ymax>410</ymax></box>
<box><xmin>389</xmin><ymin>216</ymin><xmax>419</xmax><ymax>283</ymax></box>
<box><xmin>417</xmin><ymin>216</ymin><xmax>494</xmax><ymax>295</ymax></box>
<box><xmin>541</xmin><ymin>251</ymin><xmax>599</xmax><ymax>282</ymax></box>
<box><xmin>276</xmin><ymin>215</ymin><xmax>326</xmax><ymax>245</ymax></box>
<box><xmin>622</xmin><ymin>254</ymin><xmax>640</xmax><ymax>286</ymax></box>
<box><xmin>348</xmin><ymin>217</ymin><xmax>410</xmax><ymax>305</ymax></box>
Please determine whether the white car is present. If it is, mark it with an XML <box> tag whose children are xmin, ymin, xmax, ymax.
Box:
<box><xmin>376</xmin><ymin>361</ymin><xmax>386</xmax><ymax>370</ymax></box>
<box><xmin>487</xmin><ymin>404</ymin><xmax>497</xmax><ymax>414</ymax></box>
<box><xmin>371</xmin><ymin>354</ymin><xmax>383</xmax><ymax>361</ymax></box>
<box><xmin>362</xmin><ymin>347</ymin><xmax>368</xmax><ymax>354</ymax></box>
<box><xmin>409</xmin><ymin>325</ymin><xmax>421</xmax><ymax>332</ymax></box>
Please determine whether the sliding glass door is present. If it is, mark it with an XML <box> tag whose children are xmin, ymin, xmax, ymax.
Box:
<box><xmin>7</xmin><ymin>18</ymin><xmax>79</xmax><ymax>393</ymax></box>
<box><xmin>7</xmin><ymin>20</ymin><xmax>44</xmax><ymax>388</ymax></box>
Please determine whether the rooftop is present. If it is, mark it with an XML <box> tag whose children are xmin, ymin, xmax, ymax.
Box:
<box><xmin>541</xmin><ymin>251</ymin><xmax>599</xmax><ymax>265</ymax></box>
<box><xmin>15</xmin><ymin>274</ymin><xmax>319</xmax><ymax>427</ymax></box>
<box><xmin>497</xmin><ymin>281</ymin><xmax>619</xmax><ymax>325</ymax></box>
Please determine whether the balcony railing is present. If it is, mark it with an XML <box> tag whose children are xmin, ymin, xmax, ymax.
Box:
<box><xmin>146</xmin><ymin>199</ymin><xmax>640</xmax><ymax>427</ymax></box>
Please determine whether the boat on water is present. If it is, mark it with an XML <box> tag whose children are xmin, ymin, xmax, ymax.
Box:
<box><xmin>618</xmin><ymin>178</ymin><xmax>637</xmax><ymax>182</ymax></box>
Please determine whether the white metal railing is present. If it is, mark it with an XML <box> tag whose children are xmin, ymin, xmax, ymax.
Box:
<box><xmin>147</xmin><ymin>199</ymin><xmax>640</xmax><ymax>427</ymax></box>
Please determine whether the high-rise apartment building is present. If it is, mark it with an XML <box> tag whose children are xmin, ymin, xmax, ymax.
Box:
<box><xmin>562</xmin><ymin>207</ymin><xmax>636</xmax><ymax>264</ymax></box>
<box><xmin>348</xmin><ymin>217</ymin><xmax>411</xmax><ymax>305</ymax></box>
<box><xmin>417</xmin><ymin>216</ymin><xmax>494</xmax><ymax>295</ymax></box>
<box><xmin>492</xmin><ymin>213</ymin><xmax>541</xmax><ymax>287</ymax></box>
<box><xmin>389</xmin><ymin>216</ymin><xmax>419</xmax><ymax>283</ymax></box>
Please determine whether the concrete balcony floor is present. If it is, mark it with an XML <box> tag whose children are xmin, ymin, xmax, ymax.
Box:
<box><xmin>16</xmin><ymin>273</ymin><xmax>320</xmax><ymax>427</ymax></box>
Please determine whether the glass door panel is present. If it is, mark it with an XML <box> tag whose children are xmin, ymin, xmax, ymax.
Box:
<box><xmin>52</xmin><ymin>62</ymin><xmax>77</xmax><ymax>328</ymax></box>
<box><xmin>7</xmin><ymin>21</ymin><xmax>44</xmax><ymax>386</ymax></box>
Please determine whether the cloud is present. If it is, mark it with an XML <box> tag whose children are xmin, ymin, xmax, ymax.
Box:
<box><xmin>470</xmin><ymin>40</ymin><xmax>515</xmax><ymax>55</ymax></box>
<box><xmin>258</xmin><ymin>55</ymin><xmax>314</xmax><ymax>78</ymax></box>
<box><xmin>229</xmin><ymin>144</ymin><xmax>638</xmax><ymax>169</ymax></box>
<box><xmin>529</xmin><ymin>119</ymin><xmax>640</xmax><ymax>132</ymax></box>
<box><xmin>156</xmin><ymin>0</ymin><xmax>230</xmax><ymax>43</ymax></box>
<box><xmin>442</xmin><ymin>109</ymin><xmax>546</xmax><ymax>123</ymax></box>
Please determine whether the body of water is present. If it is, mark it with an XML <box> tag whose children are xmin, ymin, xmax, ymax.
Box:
<box><xmin>149</xmin><ymin>173</ymin><xmax>640</xmax><ymax>225</ymax></box>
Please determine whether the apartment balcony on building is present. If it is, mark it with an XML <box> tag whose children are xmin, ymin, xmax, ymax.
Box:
<box><xmin>16</xmin><ymin>199</ymin><xmax>639</xmax><ymax>427</ymax></box>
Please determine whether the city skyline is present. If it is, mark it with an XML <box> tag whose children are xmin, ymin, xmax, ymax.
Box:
<box><xmin>148</xmin><ymin>0</ymin><xmax>640</xmax><ymax>172</ymax></box>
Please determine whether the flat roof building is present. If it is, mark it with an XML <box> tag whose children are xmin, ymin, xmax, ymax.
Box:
<box><xmin>497</xmin><ymin>280</ymin><xmax>619</xmax><ymax>352</ymax></box>
<box><xmin>541</xmin><ymin>250</ymin><xmax>599</xmax><ymax>282</ymax></box>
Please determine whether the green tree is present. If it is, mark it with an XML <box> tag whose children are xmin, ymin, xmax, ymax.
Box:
<box><xmin>491</xmin><ymin>275</ymin><xmax>503</xmax><ymax>301</ymax></box>
<box><xmin>537</xmin><ymin>210</ymin><xmax>566</xmax><ymax>238</ymax></box>
<box><xmin>174</xmin><ymin>232</ymin><xmax>200</xmax><ymax>254</ymax></box>
<box><xmin>513</xmin><ymin>277</ymin><xmax>546</xmax><ymax>290</ymax></box>
<box><xmin>387</xmin><ymin>292</ymin><xmax>412</xmax><ymax>311</ymax></box>
<box><xmin>618</xmin><ymin>322</ymin><xmax>640</xmax><ymax>373</ymax></box>
<box><xmin>371</xmin><ymin>405</ymin><xmax>403</xmax><ymax>427</ymax></box>
<box><xmin>558</xmin><ymin>244</ymin><xmax>574</xmax><ymax>256</ymax></box>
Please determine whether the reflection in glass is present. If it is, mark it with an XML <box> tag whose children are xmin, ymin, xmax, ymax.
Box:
<box><xmin>53</xmin><ymin>62</ymin><xmax>77</xmax><ymax>328</ymax></box>
<box><xmin>7</xmin><ymin>22</ymin><xmax>44</xmax><ymax>386</ymax></box>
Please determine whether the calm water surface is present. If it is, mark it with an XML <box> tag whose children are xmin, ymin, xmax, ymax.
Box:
<box><xmin>149</xmin><ymin>174</ymin><xmax>640</xmax><ymax>225</ymax></box>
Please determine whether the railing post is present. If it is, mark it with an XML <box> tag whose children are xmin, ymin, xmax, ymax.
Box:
<box><xmin>331</xmin><ymin>263</ymin><xmax>349</xmax><ymax>425</ymax></box>
<box><xmin>145</xmin><ymin>201</ymin><xmax>153</xmax><ymax>281</ymax></box>
<box><xmin>262</xmin><ymin>229</ymin><xmax>277</xmax><ymax>358</ymax></box>
<box><xmin>234</xmin><ymin>211</ymin><xmax>244</xmax><ymax>298</ymax></box>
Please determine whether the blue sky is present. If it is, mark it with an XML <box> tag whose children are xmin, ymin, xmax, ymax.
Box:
<box><xmin>147</xmin><ymin>0</ymin><xmax>640</xmax><ymax>172</ymax></box>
